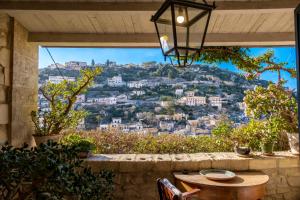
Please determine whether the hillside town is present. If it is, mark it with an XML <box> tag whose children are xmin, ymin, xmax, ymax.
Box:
<box><xmin>38</xmin><ymin>60</ymin><xmax>268</xmax><ymax>136</ymax></box>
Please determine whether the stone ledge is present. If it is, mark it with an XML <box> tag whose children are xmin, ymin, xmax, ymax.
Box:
<box><xmin>86</xmin><ymin>151</ymin><xmax>299</xmax><ymax>172</ymax></box>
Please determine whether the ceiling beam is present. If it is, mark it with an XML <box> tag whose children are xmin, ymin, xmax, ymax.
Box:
<box><xmin>0</xmin><ymin>0</ymin><xmax>299</xmax><ymax>13</ymax></box>
<box><xmin>28</xmin><ymin>32</ymin><xmax>295</xmax><ymax>47</ymax></box>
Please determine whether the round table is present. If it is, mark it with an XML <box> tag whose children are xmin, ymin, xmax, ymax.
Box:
<box><xmin>173</xmin><ymin>171</ymin><xmax>269</xmax><ymax>200</ymax></box>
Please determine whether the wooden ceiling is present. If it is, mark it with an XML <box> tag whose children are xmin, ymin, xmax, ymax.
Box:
<box><xmin>1</xmin><ymin>0</ymin><xmax>300</xmax><ymax>47</ymax></box>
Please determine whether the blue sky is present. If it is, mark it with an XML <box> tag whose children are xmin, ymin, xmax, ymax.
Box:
<box><xmin>39</xmin><ymin>46</ymin><xmax>297</xmax><ymax>89</ymax></box>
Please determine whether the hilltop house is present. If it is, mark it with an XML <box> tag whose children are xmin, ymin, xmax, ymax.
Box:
<box><xmin>48</xmin><ymin>63</ymin><xmax>65</xmax><ymax>69</ymax></box>
<box><xmin>65</xmin><ymin>61</ymin><xmax>87</xmax><ymax>70</ymax></box>
<box><xmin>48</xmin><ymin>76</ymin><xmax>76</xmax><ymax>84</ymax></box>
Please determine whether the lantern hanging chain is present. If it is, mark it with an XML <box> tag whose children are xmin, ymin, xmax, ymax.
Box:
<box><xmin>45</xmin><ymin>47</ymin><xmax>66</xmax><ymax>81</ymax></box>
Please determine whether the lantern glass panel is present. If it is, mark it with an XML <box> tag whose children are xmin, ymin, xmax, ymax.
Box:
<box><xmin>189</xmin><ymin>10</ymin><xmax>210</xmax><ymax>49</ymax></box>
<box><xmin>174</xmin><ymin>5</ymin><xmax>188</xmax><ymax>48</ymax></box>
<box><xmin>156</xmin><ymin>7</ymin><xmax>175</xmax><ymax>56</ymax></box>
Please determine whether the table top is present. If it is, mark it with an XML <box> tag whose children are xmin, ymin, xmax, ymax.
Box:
<box><xmin>173</xmin><ymin>171</ymin><xmax>269</xmax><ymax>188</ymax></box>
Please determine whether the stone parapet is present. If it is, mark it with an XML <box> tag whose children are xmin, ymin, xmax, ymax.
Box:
<box><xmin>86</xmin><ymin>152</ymin><xmax>300</xmax><ymax>200</ymax></box>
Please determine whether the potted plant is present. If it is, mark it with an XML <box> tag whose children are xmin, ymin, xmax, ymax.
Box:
<box><xmin>31</xmin><ymin>68</ymin><xmax>102</xmax><ymax>145</ymax></box>
<box><xmin>231</xmin><ymin>123</ymin><xmax>257</xmax><ymax>157</ymax></box>
<box><xmin>62</xmin><ymin>134</ymin><xmax>96</xmax><ymax>158</ymax></box>
<box><xmin>257</xmin><ymin>118</ymin><xmax>282</xmax><ymax>156</ymax></box>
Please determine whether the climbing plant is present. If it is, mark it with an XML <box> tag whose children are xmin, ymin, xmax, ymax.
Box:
<box><xmin>198</xmin><ymin>47</ymin><xmax>296</xmax><ymax>82</ymax></box>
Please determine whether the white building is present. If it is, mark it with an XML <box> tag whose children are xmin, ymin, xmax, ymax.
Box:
<box><xmin>173</xmin><ymin>113</ymin><xmax>187</xmax><ymax>121</ymax></box>
<box><xmin>48</xmin><ymin>76</ymin><xmax>76</xmax><ymax>84</ymax></box>
<box><xmin>87</xmin><ymin>97</ymin><xmax>117</xmax><ymax>105</ymax></box>
<box><xmin>175</xmin><ymin>89</ymin><xmax>184</xmax><ymax>96</ymax></box>
<box><xmin>159</xmin><ymin>121</ymin><xmax>175</xmax><ymax>131</ymax></box>
<box><xmin>132</xmin><ymin>90</ymin><xmax>145</xmax><ymax>96</ymax></box>
<box><xmin>209</xmin><ymin>96</ymin><xmax>222</xmax><ymax>109</ymax></box>
<box><xmin>99</xmin><ymin>124</ymin><xmax>109</xmax><ymax>130</ymax></box>
<box><xmin>185</xmin><ymin>91</ymin><xmax>195</xmax><ymax>97</ymax></box>
<box><xmin>107</xmin><ymin>75</ymin><xmax>124</xmax><ymax>87</ymax></box>
<box><xmin>116</xmin><ymin>94</ymin><xmax>128</xmax><ymax>103</ymax></box>
<box><xmin>76</xmin><ymin>94</ymin><xmax>86</xmax><ymax>103</ymax></box>
<box><xmin>146</xmin><ymin>80</ymin><xmax>160</xmax><ymax>88</ymax></box>
<box><xmin>160</xmin><ymin>101</ymin><xmax>172</xmax><ymax>108</ymax></box>
<box><xmin>238</xmin><ymin>102</ymin><xmax>246</xmax><ymax>111</ymax></box>
<box><xmin>127</xmin><ymin>80</ymin><xmax>147</xmax><ymax>88</ymax></box>
<box><xmin>112</xmin><ymin>118</ymin><xmax>122</xmax><ymax>124</ymax></box>
<box><xmin>177</xmin><ymin>96</ymin><xmax>206</xmax><ymax>106</ymax></box>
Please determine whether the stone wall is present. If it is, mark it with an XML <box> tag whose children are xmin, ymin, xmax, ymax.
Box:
<box><xmin>86</xmin><ymin>152</ymin><xmax>300</xmax><ymax>200</ymax></box>
<box><xmin>0</xmin><ymin>14</ymin><xmax>38</xmax><ymax>146</ymax></box>
<box><xmin>0</xmin><ymin>14</ymin><xmax>11</xmax><ymax>145</ymax></box>
<box><xmin>11</xmin><ymin>20</ymin><xmax>38</xmax><ymax>146</ymax></box>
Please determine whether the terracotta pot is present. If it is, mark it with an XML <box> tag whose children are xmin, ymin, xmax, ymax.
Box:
<box><xmin>260</xmin><ymin>142</ymin><xmax>274</xmax><ymax>156</ymax></box>
<box><xmin>33</xmin><ymin>135</ymin><xmax>61</xmax><ymax>146</ymax></box>
<box><xmin>77</xmin><ymin>151</ymin><xmax>92</xmax><ymax>159</ymax></box>
<box><xmin>287</xmin><ymin>133</ymin><xmax>299</xmax><ymax>155</ymax></box>
<box><xmin>234</xmin><ymin>146</ymin><xmax>251</xmax><ymax>156</ymax></box>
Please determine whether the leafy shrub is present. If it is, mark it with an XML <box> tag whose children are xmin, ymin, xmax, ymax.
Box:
<box><xmin>211</xmin><ymin>116</ymin><xmax>233</xmax><ymax>137</ymax></box>
<box><xmin>231</xmin><ymin>119</ymin><xmax>289</xmax><ymax>151</ymax></box>
<box><xmin>0</xmin><ymin>141</ymin><xmax>114</xmax><ymax>200</ymax></box>
<box><xmin>61</xmin><ymin>134</ymin><xmax>96</xmax><ymax>152</ymax></box>
<box><xmin>70</xmin><ymin>131</ymin><xmax>234</xmax><ymax>154</ymax></box>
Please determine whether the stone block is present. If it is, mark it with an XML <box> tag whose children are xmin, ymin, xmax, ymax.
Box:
<box><xmin>4</xmin><ymin>66</ymin><xmax>10</xmax><ymax>86</ymax></box>
<box><xmin>287</xmin><ymin>176</ymin><xmax>300</xmax><ymax>187</ymax></box>
<box><xmin>275</xmin><ymin>175</ymin><xmax>288</xmax><ymax>187</ymax></box>
<box><xmin>0</xmin><ymin>86</ymin><xmax>6</xmax><ymax>103</ymax></box>
<box><xmin>0</xmin><ymin>104</ymin><xmax>8</xmax><ymax>124</ymax></box>
<box><xmin>0</xmin><ymin>48</ymin><xmax>10</xmax><ymax>68</ymax></box>
<box><xmin>0</xmin><ymin>30</ymin><xmax>7</xmax><ymax>47</ymax></box>
<box><xmin>0</xmin><ymin>14</ymin><xmax>9</xmax><ymax>31</ymax></box>
<box><xmin>278</xmin><ymin>168</ymin><xmax>300</xmax><ymax>176</ymax></box>
<box><xmin>0</xmin><ymin>124</ymin><xmax>7</xmax><ymax>144</ymax></box>
<box><xmin>153</xmin><ymin>154</ymin><xmax>172</xmax><ymax>172</ymax></box>
<box><xmin>278</xmin><ymin>158</ymin><xmax>300</xmax><ymax>168</ymax></box>
<box><xmin>249</xmin><ymin>159</ymin><xmax>276</xmax><ymax>170</ymax></box>
<box><xmin>284</xmin><ymin>191</ymin><xmax>300</xmax><ymax>200</ymax></box>
<box><xmin>276</xmin><ymin>186</ymin><xmax>290</xmax><ymax>194</ymax></box>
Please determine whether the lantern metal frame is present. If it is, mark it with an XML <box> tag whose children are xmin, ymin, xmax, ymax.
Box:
<box><xmin>151</xmin><ymin>0</ymin><xmax>216</xmax><ymax>67</ymax></box>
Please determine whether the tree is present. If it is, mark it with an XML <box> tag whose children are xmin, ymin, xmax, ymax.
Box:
<box><xmin>91</xmin><ymin>59</ymin><xmax>95</xmax><ymax>66</ymax></box>
<box><xmin>244</xmin><ymin>83</ymin><xmax>298</xmax><ymax>133</ymax></box>
<box><xmin>31</xmin><ymin>67</ymin><xmax>102</xmax><ymax>136</ymax></box>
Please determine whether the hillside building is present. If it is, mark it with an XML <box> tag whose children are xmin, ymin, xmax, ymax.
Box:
<box><xmin>107</xmin><ymin>75</ymin><xmax>124</xmax><ymax>87</ymax></box>
<box><xmin>48</xmin><ymin>76</ymin><xmax>76</xmax><ymax>84</ymax></box>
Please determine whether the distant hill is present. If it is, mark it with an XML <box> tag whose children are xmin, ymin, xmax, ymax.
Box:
<box><xmin>39</xmin><ymin>64</ymin><xmax>269</xmax><ymax>129</ymax></box>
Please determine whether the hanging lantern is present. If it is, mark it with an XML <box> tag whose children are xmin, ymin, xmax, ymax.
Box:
<box><xmin>151</xmin><ymin>0</ymin><xmax>215</xmax><ymax>67</ymax></box>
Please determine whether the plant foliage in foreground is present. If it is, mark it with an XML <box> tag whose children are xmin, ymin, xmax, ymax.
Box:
<box><xmin>0</xmin><ymin>141</ymin><xmax>114</xmax><ymax>200</ymax></box>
